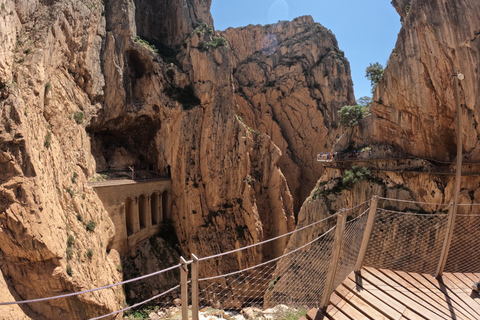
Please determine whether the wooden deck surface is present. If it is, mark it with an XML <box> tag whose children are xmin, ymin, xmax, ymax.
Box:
<box><xmin>320</xmin><ymin>267</ymin><xmax>480</xmax><ymax>320</ymax></box>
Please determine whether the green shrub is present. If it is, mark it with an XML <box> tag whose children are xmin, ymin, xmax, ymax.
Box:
<box><xmin>45</xmin><ymin>82</ymin><xmax>51</xmax><ymax>92</ymax></box>
<box><xmin>71</xmin><ymin>172</ymin><xmax>78</xmax><ymax>183</ymax></box>
<box><xmin>338</xmin><ymin>105</ymin><xmax>364</xmax><ymax>127</ymax></box>
<box><xmin>73</xmin><ymin>111</ymin><xmax>84</xmax><ymax>124</ymax></box>
<box><xmin>44</xmin><ymin>131</ymin><xmax>52</xmax><ymax>148</ymax></box>
<box><xmin>198</xmin><ymin>36</ymin><xmax>227</xmax><ymax>51</ymax></box>
<box><xmin>272</xmin><ymin>305</ymin><xmax>308</xmax><ymax>320</ymax></box>
<box><xmin>86</xmin><ymin>220</ymin><xmax>96</xmax><ymax>232</ymax></box>
<box><xmin>65</xmin><ymin>187</ymin><xmax>74</xmax><ymax>197</ymax></box>
<box><xmin>210</xmin><ymin>36</ymin><xmax>227</xmax><ymax>48</ymax></box>
<box><xmin>343</xmin><ymin>166</ymin><xmax>371</xmax><ymax>187</ymax></box>
<box><xmin>87</xmin><ymin>249</ymin><xmax>93</xmax><ymax>259</ymax></box>
<box><xmin>66</xmin><ymin>265</ymin><xmax>72</xmax><ymax>276</ymax></box>
<box><xmin>134</xmin><ymin>36</ymin><xmax>158</xmax><ymax>53</ymax></box>
<box><xmin>67</xmin><ymin>235</ymin><xmax>75</xmax><ymax>247</ymax></box>
<box><xmin>365</xmin><ymin>62</ymin><xmax>384</xmax><ymax>89</ymax></box>
<box><xmin>66</xmin><ymin>247</ymin><xmax>73</xmax><ymax>260</ymax></box>
<box><xmin>76</xmin><ymin>213</ymin><xmax>83</xmax><ymax>222</ymax></box>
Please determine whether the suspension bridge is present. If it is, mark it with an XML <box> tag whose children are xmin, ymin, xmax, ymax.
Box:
<box><xmin>1</xmin><ymin>196</ymin><xmax>479</xmax><ymax>319</ymax></box>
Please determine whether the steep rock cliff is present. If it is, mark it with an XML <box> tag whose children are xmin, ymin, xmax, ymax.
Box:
<box><xmin>93</xmin><ymin>0</ymin><xmax>296</xmax><ymax>284</ymax></box>
<box><xmin>365</xmin><ymin>0</ymin><xmax>480</xmax><ymax>160</ymax></box>
<box><xmin>223</xmin><ymin>16</ymin><xmax>355</xmax><ymax>213</ymax></box>
<box><xmin>293</xmin><ymin>0</ymin><xmax>480</xmax><ymax>275</ymax></box>
<box><xmin>0</xmin><ymin>0</ymin><xmax>122</xmax><ymax>319</ymax></box>
<box><xmin>0</xmin><ymin>0</ymin><xmax>300</xmax><ymax>317</ymax></box>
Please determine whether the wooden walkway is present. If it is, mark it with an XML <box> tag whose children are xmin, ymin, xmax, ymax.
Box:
<box><xmin>313</xmin><ymin>267</ymin><xmax>480</xmax><ymax>320</ymax></box>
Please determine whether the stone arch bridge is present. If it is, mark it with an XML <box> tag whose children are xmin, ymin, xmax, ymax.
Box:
<box><xmin>88</xmin><ymin>178</ymin><xmax>171</xmax><ymax>255</ymax></box>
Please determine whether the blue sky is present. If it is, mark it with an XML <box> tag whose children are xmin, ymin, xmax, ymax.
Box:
<box><xmin>211</xmin><ymin>0</ymin><xmax>401</xmax><ymax>100</ymax></box>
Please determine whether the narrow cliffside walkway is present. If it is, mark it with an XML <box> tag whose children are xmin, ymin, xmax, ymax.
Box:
<box><xmin>308</xmin><ymin>267</ymin><xmax>480</xmax><ymax>320</ymax></box>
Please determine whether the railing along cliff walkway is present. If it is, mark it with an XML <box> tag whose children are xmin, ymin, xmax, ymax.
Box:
<box><xmin>1</xmin><ymin>196</ymin><xmax>479</xmax><ymax>319</ymax></box>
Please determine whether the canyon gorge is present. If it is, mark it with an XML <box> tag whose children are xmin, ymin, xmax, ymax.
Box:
<box><xmin>0</xmin><ymin>0</ymin><xmax>479</xmax><ymax>319</ymax></box>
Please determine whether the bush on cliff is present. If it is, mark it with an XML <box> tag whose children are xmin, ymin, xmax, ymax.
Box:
<box><xmin>366</xmin><ymin>62</ymin><xmax>384</xmax><ymax>88</ymax></box>
<box><xmin>342</xmin><ymin>166</ymin><xmax>371</xmax><ymax>187</ymax></box>
<box><xmin>338</xmin><ymin>104</ymin><xmax>364</xmax><ymax>127</ymax></box>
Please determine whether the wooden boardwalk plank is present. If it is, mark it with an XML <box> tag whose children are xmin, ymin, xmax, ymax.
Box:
<box><xmin>330</xmin><ymin>291</ymin><xmax>371</xmax><ymax>320</ymax></box>
<box><xmin>381</xmin><ymin>269</ymin><xmax>470</xmax><ymax>320</ymax></box>
<box><xmin>325</xmin><ymin>304</ymin><xmax>352</xmax><ymax>320</ymax></box>
<box><xmin>347</xmin><ymin>273</ymin><xmax>409</xmax><ymax>316</ymax></box>
<box><xmin>463</xmin><ymin>273</ymin><xmax>479</xmax><ymax>284</ymax></box>
<box><xmin>452</xmin><ymin>273</ymin><xmax>478</xmax><ymax>292</ymax></box>
<box><xmin>349</xmin><ymin>272</ymin><xmax>426</xmax><ymax>320</ymax></box>
<box><xmin>335</xmin><ymin>284</ymin><xmax>389</xmax><ymax>320</ymax></box>
<box><xmin>407</xmin><ymin>272</ymin><xmax>478</xmax><ymax>320</ymax></box>
<box><xmin>362</xmin><ymin>268</ymin><xmax>446</xmax><ymax>320</ymax></box>
<box><xmin>326</xmin><ymin>268</ymin><xmax>480</xmax><ymax>320</ymax></box>
<box><xmin>436</xmin><ymin>274</ymin><xmax>480</xmax><ymax>315</ymax></box>
<box><xmin>342</xmin><ymin>276</ymin><xmax>403</xmax><ymax>320</ymax></box>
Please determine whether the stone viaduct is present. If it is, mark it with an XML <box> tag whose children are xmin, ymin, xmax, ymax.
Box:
<box><xmin>89</xmin><ymin>178</ymin><xmax>171</xmax><ymax>255</ymax></box>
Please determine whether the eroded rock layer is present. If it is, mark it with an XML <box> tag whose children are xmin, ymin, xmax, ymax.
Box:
<box><xmin>366</xmin><ymin>0</ymin><xmax>480</xmax><ymax>160</ymax></box>
<box><xmin>292</xmin><ymin>0</ymin><xmax>480</xmax><ymax>282</ymax></box>
<box><xmin>223</xmin><ymin>16</ymin><xmax>355</xmax><ymax>213</ymax></box>
<box><xmin>0</xmin><ymin>0</ymin><xmax>361</xmax><ymax>317</ymax></box>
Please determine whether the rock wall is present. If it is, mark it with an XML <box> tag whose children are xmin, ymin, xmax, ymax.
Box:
<box><xmin>223</xmin><ymin>16</ymin><xmax>355</xmax><ymax>213</ymax></box>
<box><xmin>364</xmin><ymin>0</ymin><xmax>480</xmax><ymax>160</ymax></box>
<box><xmin>0</xmin><ymin>0</ymin><xmax>309</xmax><ymax>316</ymax></box>
<box><xmin>292</xmin><ymin>0</ymin><xmax>480</xmax><ymax>278</ymax></box>
<box><xmin>0</xmin><ymin>0</ymin><xmax>122</xmax><ymax>319</ymax></box>
<box><xmin>0</xmin><ymin>0</ymin><xmax>360</xmax><ymax>316</ymax></box>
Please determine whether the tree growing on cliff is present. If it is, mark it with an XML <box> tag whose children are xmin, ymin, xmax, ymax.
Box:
<box><xmin>338</xmin><ymin>105</ymin><xmax>364</xmax><ymax>127</ymax></box>
<box><xmin>342</xmin><ymin>166</ymin><xmax>371</xmax><ymax>188</ymax></box>
<box><xmin>366</xmin><ymin>62</ymin><xmax>384</xmax><ymax>89</ymax></box>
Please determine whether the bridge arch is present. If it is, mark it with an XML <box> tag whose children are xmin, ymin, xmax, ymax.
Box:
<box><xmin>138</xmin><ymin>194</ymin><xmax>148</xmax><ymax>230</ymax></box>
<box><xmin>162</xmin><ymin>190</ymin><xmax>170</xmax><ymax>221</ymax></box>
<box><xmin>151</xmin><ymin>192</ymin><xmax>160</xmax><ymax>225</ymax></box>
<box><xmin>125</xmin><ymin>197</ymin><xmax>135</xmax><ymax>236</ymax></box>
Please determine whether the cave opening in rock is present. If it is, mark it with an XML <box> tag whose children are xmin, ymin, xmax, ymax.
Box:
<box><xmin>89</xmin><ymin>115</ymin><xmax>160</xmax><ymax>173</ymax></box>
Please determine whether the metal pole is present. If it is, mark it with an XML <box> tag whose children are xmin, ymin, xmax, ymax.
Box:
<box><xmin>453</xmin><ymin>73</ymin><xmax>463</xmax><ymax>214</ymax></box>
<box><xmin>435</xmin><ymin>73</ymin><xmax>463</xmax><ymax>278</ymax></box>
<box><xmin>180</xmin><ymin>257</ymin><xmax>188</xmax><ymax>320</ymax></box>
<box><xmin>191</xmin><ymin>254</ymin><xmax>199</xmax><ymax>320</ymax></box>
<box><xmin>355</xmin><ymin>196</ymin><xmax>379</xmax><ymax>272</ymax></box>
<box><xmin>435</xmin><ymin>205</ymin><xmax>455</xmax><ymax>277</ymax></box>
<box><xmin>320</xmin><ymin>210</ymin><xmax>347</xmax><ymax>311</ymax></box>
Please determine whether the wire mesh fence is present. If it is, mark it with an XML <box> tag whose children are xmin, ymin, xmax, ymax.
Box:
<box><xmin>363</xmin><ymin>208</ymin><xmax>449</xmax><ymax>274</ymax></box>
<box><xmin>445</xmin><ymin>212</ymin><xmax>480</xmax><ymax>273</ymax></box>
<box><xmin>9</xmin><ymin>195</ymin><xmax>480</xmax><ymax>319</ymax></box>
<box><xmin>196</xmin><ymin>214</ymin><xmax>340</xmax><ymax>312</ymax></box>
<box><xmin>332</xmin><ymin>209</ymin><xmax>369</xmax><ymax>291</ymax></box>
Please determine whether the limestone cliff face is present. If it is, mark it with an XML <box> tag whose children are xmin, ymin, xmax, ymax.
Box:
<box><xmin>0</xmin><ymin>0</ymin><xmax>300</xmax><ymax>317</ymax></box>
<box><xmin>222</xmin><ymin>16</ymin><xmax>355</xmax><ymax>213</ymax></box>
<box><xmin>293</xmin><ymin>0</ymin><xmax>480</xmax><ymax>271</ymax></box>
<box><xmin>92</xmin><ymin>0</ymin><xmax>295</xmax><ymax>283</ymax></box>
<box><xmin>365</xmin><ymin>0</ymin><xmax>480</xmax><ymax>160</ymax></box>
<box><xmin>0</xmin><ymin>0</ymin><xmax>122</xmax><ymax>319</ymax></box>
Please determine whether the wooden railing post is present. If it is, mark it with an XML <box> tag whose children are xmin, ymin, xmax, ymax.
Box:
<box><xmin>320</xmin><ymin>210</ymin><xmax>347</xmax><ymax>311</ymax></box>
<box><xmin>435</xmin><ymin>204</ymin><xmax>456</xmax><ymax>278</ymax></box>
<box><xmin>354</xmin><ymin>196</ymin><xmax>379</xmax><ymax>272</ymax></box>
<box><xmin>191</xmin><ymin>254</ymin><xmax>199</xmax><ymax>320</ymax></box>
<box><xmin>180</xmin><ymin>257</ymin><xmax>188</xmax><ymax>320</ymax></box>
